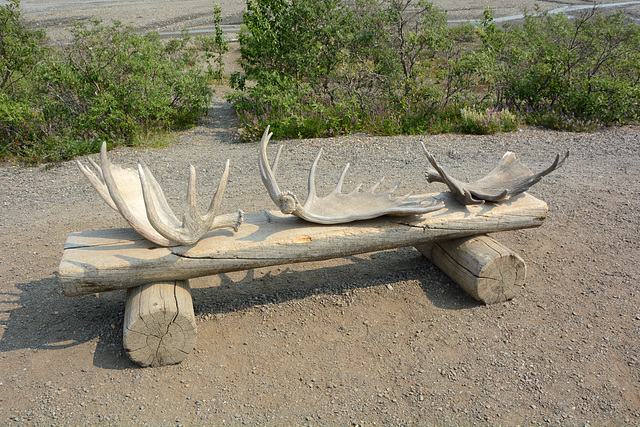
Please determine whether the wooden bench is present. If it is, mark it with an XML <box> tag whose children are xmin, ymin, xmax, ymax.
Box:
<box><xmin>58</xmin><ymin>192</ymin><xmax>547</xmax><ymax>366</ymax></box>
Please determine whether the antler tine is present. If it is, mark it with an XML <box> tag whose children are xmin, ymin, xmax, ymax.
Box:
<box><xmin>509</xmin><ymin>150</ymin><xmax>569</xmax><ymax>196</ymax></box>
<box><xmin>347</xmin><ymin>183</ymin><xmax>363</xmax><ymax>196</ymax></box>
<box><xmin>307</xmin><ymin>148</ymin><xmax>323</xmax><ymax>200</ymax></box>
<box><xmin>386</xmin><ymin>182</ymin><xmax>401</xmax><ymax>195</ymax></box>
<box><xmin>329</xmin><ymin>163</ymin><xmax>350</xmax><ymax>196</ymax></box>
<box><xmin>367</xmin><ymin>177</ymin><xmax>385</xmax><ymax>194</ymax></box>
<box><xmin>540</xmin><ymin>150</ymin><xmax>569</xmax><ymax>176</ymax></box>
<box><xmin>420</xmin><ymin>143</ymin><xmax>441</xmax><ymax>180</ymax></box>
<box><xmin>138</xmin><ymin>159</ymin><xmax>234</xmax><ymax>246</ymax></box>
<box><xmin>75</xmin><ymin>158</ymin><xmax>118</xmax><ymax>211</ymax></box>
<box><xmin>421</xmin><ymin>143</ymin><xmax>456</xmax><ymax>188</ymax></box>
<box><xmin>137</xmin><ymin>159</ymin><xmax>181</xmax><ymax>227</ymax></box>
<box><xmin>203</xmin><ymin>159</ymin><xmax>230</xmax><ymax>222</ymax></box>
<box><xmin>137</xmin><ymin>160</ymin><xmax>183</xmax><ymax>244</ymax></box>
<box><xmin>461</xmin><ymin>191</ymin><xmax>474</xmax><ymax>205</ymax></box>
<box><xmin>394</xmin><ymin>193</ymin><xmax>410</xmax><ymax>203</ymax></box>
<box><xmin>181</xmin><ymin>159</ymin><xmax>231</xmax><ymax>237</ymax></box>
<box><xmin>193</xmin><ymin>160</ymin><xmax>243</xmax><ymax>234</ymax></box>
<box><xmin>88</xmin><ymin>157</ymin><xmax>104</xmax><ymax>181</ymax></box>
<box><xmin>99</xmin><ymin>142</ymin><xmax>136</xmax><ymax>223</ymax></box>
<box><xmin>186</xmin><ymin>164</ymin><xmax>199</xmax><ymax>219</ymax></box>
<box><xmin>258</xmin><ymin>126</ymin><xmax>283</xmax><ymax>203</ymax></box>
<box><xmin>206</xmin><ymin>162</ymin><xmax>243</xmax><ymax>232</ymax></box>
<box><xmin>272</xmin><ymin>145</ymin><xmax>283</xmax><ymax>175</ymax></box>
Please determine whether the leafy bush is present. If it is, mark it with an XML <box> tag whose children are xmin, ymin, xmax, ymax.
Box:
<box><xmin>229</xmin><ymin>0</ymin><xmax>510</xmax><ymax>140</ymax></box>
<box><xmin>499</xmin><ymin>8</ymin><xmax>640</xmax><ymax>125</ymax></box>
<box><xmin>0</xmin><ymin>0</ymin><xmax>48</xmax><ymax>94</ymax></box>
<box><xmin>0</xmin><ymin>1</ymin><xmax>227</xmax><ymax>164</ymax></box>
<box><xmin>521</xmin><ymin>106</ymin><xmax>601</xmax><ymax>132</ymax></box>
<box><xmin>232</xmin><ymin>0</ymin><xmax>375</xmax><ymax>136</ymax></box>
<box><xmin>41</xmin><ymin>22</ymin><xmax>217</xmax><ymax>141</ymax></box>
<box><xmin>231</xmin><ymin>0</ymin><xmax>461</xmax><ymax>140</ymax></box>
<box><xmin>230</xmin><ymin>0</ymin><xmax>640</xmax><ymax>141</ymax></box>
<box><xmin>0</xmin><ymin>0</ymin><xmax>50</xmax><ymax>160</ymax></box>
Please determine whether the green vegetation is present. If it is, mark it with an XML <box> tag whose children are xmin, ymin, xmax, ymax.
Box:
<box><xmin>0</xmin><ymin>0</ymin><xmax>227</xmax><ymax>164</ymax></box>
<box><xmin>3</xmin><ymin>0</ymin><xmax>639</xmax><ymax>162</ymax></box>
<box><xmin>229</xmin><ymin>0</ymin><xmax>640</xmax><ymax>141</ymax></box>
<box><xmin>459</xmin><ymin>107</ymin><xmax>518</xmax><ymax>135</ymax></box>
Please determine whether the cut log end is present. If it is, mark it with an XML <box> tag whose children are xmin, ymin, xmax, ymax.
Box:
<box><xmin>416</xmin><ymin>235</ymin><xmax>526</xmax><ymax>304</ymax></box>
<box><xmin>123</xmin><ymin>280</ymin><xmax>197</xmax><ymax>367</ymax></box>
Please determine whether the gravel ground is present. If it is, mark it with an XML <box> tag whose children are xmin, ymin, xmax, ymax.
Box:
<box><xmin>1</xmin><ymin>1</ymin><xmax>639</xmax><ymax>425</ymax></box>
<box><xmin>1</xmin><ymin>93</ymin><xmax>639</xmax><ymax>424</ymax></box>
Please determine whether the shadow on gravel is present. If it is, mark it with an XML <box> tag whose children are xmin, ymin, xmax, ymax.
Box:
<box><xmin>0</xmin><ymin>277</ymin><xmax>135</xmax><ymax>370</ymax></box>
<box><xmin>0</xmin><ymin>250</ymin><xmax>477</xmax><ymax>370</ymax></box>
<box><xmin>190</xmin><ymin>248</ymin><xmax>479</xmax><ymax>316</ymax></box>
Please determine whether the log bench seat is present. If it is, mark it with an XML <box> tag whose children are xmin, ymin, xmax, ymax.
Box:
<box><xmin>58</xmin><ymin>192</ymin><xmax>548</xmax><ymax>366</ymax></box>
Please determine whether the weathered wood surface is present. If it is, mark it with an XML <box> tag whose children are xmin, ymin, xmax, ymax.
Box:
<box><xmin>58</xmin><ymin>192</ymin><xmax>547</xmax><ymax>296</ymax></box>
<box><xmin>123</xmin><ymin>280</ymin><xmax>197</xmax><ymax>367</ymax></box>
<box><xmin>415</xmin><ymin>234</ymin><xmax>526</xmax><ymax>304</ymax></box>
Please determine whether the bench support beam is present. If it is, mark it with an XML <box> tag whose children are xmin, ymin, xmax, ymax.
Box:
<box><xmin>123</xmin><ymin>280</ymin><xmax>197</xmax><ymax>367</ymax></box>
<box><xmin>416</xmin><ymin>234</ymin><xmax>526</xmax><ymax>304</ymax></box>
<box><xmin>59</xmin><ymin>192</ymin><xmax>547</xmax><ymax>296</ymax></box>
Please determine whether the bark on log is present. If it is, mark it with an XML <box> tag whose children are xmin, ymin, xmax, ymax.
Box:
<box><xmin>123</xmin><ymin>280</ymin><xmax>196</xmax><ymax>367</ymax></box>
<box><xmin>415</xmin><ymin>235</ymin><xmax>526</xmax><ymax>304</ymax></box>
<box><xmin>58</xmin><ymin>192</ymin><xmax>547</xmax><ymax>296</ymax></box>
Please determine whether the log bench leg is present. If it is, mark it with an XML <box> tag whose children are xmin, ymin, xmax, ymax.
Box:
<box><xmin>415</xmin><ymin>234</ymin><xmax>526</xmax><ymax>304</ymax></box>
<box><xmin>123</xmin><ymin>280</ymin><xmax>197</xmax><ymax>367</ymax></box>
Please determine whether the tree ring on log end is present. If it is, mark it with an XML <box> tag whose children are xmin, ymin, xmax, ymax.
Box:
<box><xmin>123</xmin><ymin>280</ymin><xmax>197</xmax><ymax>367</ymax></box>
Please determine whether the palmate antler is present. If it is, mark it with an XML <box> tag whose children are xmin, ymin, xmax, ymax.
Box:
<box><xmin>259</xmin><ymin>127</ymin><xmax>444</xmax><ymax>224</ymax></box>
<box><xmin>76</xmin><ymin>142</ymin><xmax>243</xmax><ymax>246</ymax></box>
<box><xmin>421</xmin><ymin>142</ymin><xmax>569</xmax><ymax>205</ymax></box>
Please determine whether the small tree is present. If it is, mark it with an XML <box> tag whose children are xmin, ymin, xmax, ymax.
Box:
<box><xmin>1</xmin><ymin>3</ymin><xmax>228</xmax><ymax>163</ymax></box>
<box><xmin>0</xmin><ymin>0</ymin><xmax>50</xmax><ymax>160</ymax></box>
<box><xmin>501</xmin><ymin>9</ymin><xmax>640</xmax><ymax>124</ymax></box>
<box><xmin>0</xmin><ymin>0</ymin><xmax>48</xmax><ymax>94</ymax></box>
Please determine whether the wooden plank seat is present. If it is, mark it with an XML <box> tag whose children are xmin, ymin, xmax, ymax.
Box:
<box><xmin>58</xmin><ymin>192</ymin><xmax>547</xmax><ymax>366</ymax></box>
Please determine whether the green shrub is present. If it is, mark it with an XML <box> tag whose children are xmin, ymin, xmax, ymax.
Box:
<box><xmin>0</xmin><ymin>0</ymin><xmax>51</xmax><ymax>160</ymax></box>
<box><xmin>231</xmin><ymin>1</ymin><xmax>640</xmax><ymax>141</ymax></box>
<box><xmin>231</xmin><ymin>0</ymin><xmax>471</xmax><ymax>140</ymax></box>
<box><xmin>522</xmin><ymin>106</ymin><xmax>601</xmax><ymax>132</ymax></box>
<box><xmin>500</xmin><ymin>9</ymin><xmax>640</xmax><ymax>125</ymax></box>
<box><xmin>39</xmin><ymin>21</ymin><xmax>218</xmax><ymax>144</ymax></box>
<box><xmin>0</xmin><ymin>0</ymin><xmax>48</xmax><ymax>95</ymax></box>
<box><xmin>0</xmin><ymin>1</ymin><xmax>227</xmax><ymax>164</ymax></box>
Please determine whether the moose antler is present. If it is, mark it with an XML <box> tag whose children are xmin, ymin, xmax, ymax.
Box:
<box><xmin>76</xmin><ymin>142</ymin><xmax>242</xmax><ymax>246</ymax></box>
<box><xmin>259</xmin><ymin>127</ymin><xmax>444</xmax><ymax>224</ymax></box>
<box><xmin>421</xmin><ymin>142</ymin><xmax>569</xmax><ymax>205</ymax></box>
